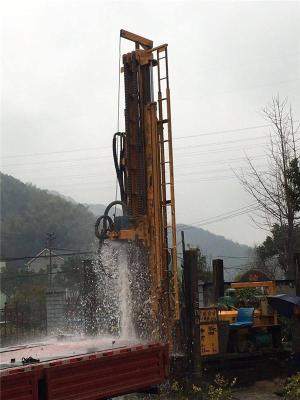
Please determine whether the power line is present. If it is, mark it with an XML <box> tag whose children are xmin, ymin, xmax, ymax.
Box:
<box><xmin>193</xmin><ymin>207</ymin><xmax>258</xmax><ymax>227</ymax></box>
<box><xmin>0</xmin><ymin>146</ymin><xmax>110</xmax><ymax>160</ymax></box>
<box><xmin>177</xmin><ymin>203</ymin><xmax>257</xmax><ymax>227</ymax></box>
<box><xmin>215</xmin><ymin>255</ymin><xmax>252</xmax><ymax>259</ymax></box>
<box><xmin>0</xmin><ymin>270</ymin><xmax>79</xmax><ymax>281</ymax></box>
<box><xmin>3</xmin><ymin>118</ymin><xmax>300</xmax><ymax>161</ymax></box>
<box><xmin>1</xmin><ymin>251</ymin><xmax>95</xmax><ymax>263</ymax></box>
<box><xmin>176</xmin><ymin>175</ymin><xmax>236</xmax><ymax>183</ymax></box>
<box><xmin>2</xmin><ymin>139</ymin><xmax>266</xmax><ymax>168</ymax></box>
<box><xmin>0</xmin><ymin>171</ymin><xmax>240</xmax><ymax>193</ymax></box>
<box><xmin>178</xmin><ymin>204</ymin><xmax>258</xmax><ymax>231</ymax></box>
<box><xmin>1</xmin><ymin>155</ymin><xmax>111</xmax><ymax>168</ymax></box>
<box><xmin>207</xmin><ymin>77</ymin><xmax>300</xmax><ymax>96</ymax></box>
<box><xmin>173</xmin><ymin>124</ymin><xmax>272</xmax><ymax>140</ymax></box>
<box><xmin>176</xmin><ymin>164</ymin><xmax>267</xmax><ymax>178</ymax></box>
<box><xmin>174</xmin><ymin>135</ymin><xmax>267</xmax><ymax>151</ymax></box>
<box><xmin>1</xmin><ymin>140</ymin><xmax>269</xmax><ymax>171</ymax></box>
<box><xmin>7</xmin><ymin>163</ymin><xmax>265</xmax><ymax>188</ymax></box>
<box><xmin>0</xmin><ymin>164</ymin><xmax>266</xmax><ymax>192</ymax></box>
<box><xmin>174</xmin><ymin>142</ymin><xmax>268</xmax><ymax>158</ymax></box>
<box><xmin>176</xmin><ymin>154</ymin><xmax>266</xmax><ymax>169</ymax></box>
<box><xmin>0</xmin><ymin>123</ymin><xmax>275</xmax><ymax>161</ymax></box>
<box><xmin>2</xmin><ymin>154</ymin><xmax>265</xmax><ymax>182</ymax></box>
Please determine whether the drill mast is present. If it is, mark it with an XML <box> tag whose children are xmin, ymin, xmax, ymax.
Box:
<box><xmin>95</xmin><ymin>30</ymin><xmax>179</xmax><ymax>338</ymax></box>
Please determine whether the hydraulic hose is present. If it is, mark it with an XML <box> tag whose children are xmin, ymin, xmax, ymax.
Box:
<box><xmin>94</xmin><ymin>215</ymin><xmax>114</xmax><ymax>241</ymax></box>
<box><xmin>104</xmin><ymin>200</ymin><xmax>128</xmax><ymax>217</ymax></box>
<box><xmin>112</xmin><ymin>132</ymin><xmax>127</xmax><ymax>204</ymax></box>
<box><xmin>94</xmin><ymin>201</ymin><xmax>128</xmax><ymax>241</ymax></box>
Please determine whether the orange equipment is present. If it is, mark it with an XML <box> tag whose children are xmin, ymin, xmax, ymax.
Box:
<box><xmin>219</xmin><ymin>281</ymin><xmax>278</xmax><ymax>328</ymax></box>
<box><xmin>94</xmin><ymin>30</ymin><xmax>180</xmax><ymax>341</ymax></box>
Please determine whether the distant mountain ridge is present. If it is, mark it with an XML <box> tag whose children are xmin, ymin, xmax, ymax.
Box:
<box><xmin>0</xmin><ymin>174</ymin><xmax>253</xmax><ymax>278</ymax></box>
<box><xmin>87</xmin><ymin>205</ymin><xmax>253</xmax><ymax>279</ymax></box>
<box><xmin>178</xmin><ymin>224</ymin><xmax>253</xmax><ymax>279</ymax></box>
<box><xmin>87</xmin><ymin>203</ymin><xmax>122</xmax><ymax>218</ymax></box>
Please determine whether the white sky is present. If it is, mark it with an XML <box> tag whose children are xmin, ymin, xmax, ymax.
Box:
<box><xmin>1</xmin><ymin>0</ymin><xmax>300</xmax><ymax>246</ymax></box>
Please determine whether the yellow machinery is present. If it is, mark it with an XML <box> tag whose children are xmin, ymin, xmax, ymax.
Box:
<box><xmin>215</xmin><ymin>281</ymin><xmax>281</xmax><ymax>354</ymax></box>
<box><xmin>219</xmin><ymin>281</ymin><xmax>278</xmax><ymax>327</ymax></box>
<box><xmin>95</xmin><ymin>30</ymin><xmax>179</xmax><ymax>343</ymax></box>
<box><xmin>197</xmin><ymin>281</ymin><xmax>280</xmax><ymax>356</ymax></box>
<box><xmin>199</xmin><ymin>307</ymin><xmax>220</xmax><ymax>356</ymax></box>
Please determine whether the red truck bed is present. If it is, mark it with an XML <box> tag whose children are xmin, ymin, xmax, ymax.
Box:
<box><xmin>0</xmin><ymin>338</ymin><xmax>169</xmax><ymax>400</ymax></box>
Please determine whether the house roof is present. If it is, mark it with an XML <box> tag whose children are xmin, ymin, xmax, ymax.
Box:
<box><xmin>25</xmin><ymin>248</ymin><xmax>65</xmax><ymax>266</ymax></box>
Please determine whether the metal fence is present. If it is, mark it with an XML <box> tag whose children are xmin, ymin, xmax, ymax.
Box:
<box><xmin>0</xmin><ymin>302</ymin><xmax>46</xmax><ymax>346</ymax></box>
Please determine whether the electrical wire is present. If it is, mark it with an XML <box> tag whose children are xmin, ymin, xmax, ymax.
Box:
<box><xmin>1</xmin><ymin>122</ymin><xmax>288</xmax><ymax>162</ymax></box>
<box><xmin>189</xmin><ymin>207</ymin><xmax>258</xmax><ymax>228</ymax></box>
<box><xmin>11</xmin><ymin>162</ymin><xmax>265</xmax><ymax>187</ymax></box>
<box><xmin>174</xmin><ymin>135</ymin><xmax>267</xmax><ymax>151</ymax></box>
<box><xmin>0</xmin><ymin>271</ymin><xmax>67</xmax><ymax>281</ymax></box>
<box><xmin>2</xmin><ymin>120</ymin><xmax>299</xmax><ymax>160</ymax></box>
<box><xmin>114</xmin><ymin>34</ymin><xmax>122</xmax><ymax>217</ymax></box>
<box><xmin>177</xmin><ymin>204</ymin><xmax>258</xmax><ymax>231</ymax></box>
<box><xmin>1</xmin><ymin>134</ymin><xmax>273</xmax><ymax>170</ymax></box>
<box><xmin>173</xmin><ymin>124</ymin><xmax>272</xmax><ymax>140</ymax></box>
<box><xmin>177</xmin><ymin>203</ymin><xmax>257</xmax><ymax>227</ymax></box>
<box><xmin>1</xmin><ymin>251</ymin><xmax>95</xmax><ymax>263</ymax></box>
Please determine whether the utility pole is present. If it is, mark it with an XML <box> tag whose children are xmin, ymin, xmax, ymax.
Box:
<box><xmin>294</xmin><ymin>253</ymin><xmax>300</xmax><ymax>296</ymax></box>
<box><xmin>181</xmin><ymin>230</ymin><xmax>186</xmax><ymax>255</ymax></box>
<box><xmin>212</xmin><ymin>259</ymin><xmax>224</xmax><ymax>303</ymax></box>
<box><xmin>46</xmin><ymin>233</ymin><xmax>56</xmax><ymax>289</ymax></box>
<box><xmin>182</xmin><ymin>246</ymin><xmax>202</xmax><ymax>384</ymax></box>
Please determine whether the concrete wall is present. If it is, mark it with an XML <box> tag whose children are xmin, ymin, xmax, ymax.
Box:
<box><xmin>46</xmin><ymin>289</ymin><xmax>66</xmax><ymax>335</ymax></box>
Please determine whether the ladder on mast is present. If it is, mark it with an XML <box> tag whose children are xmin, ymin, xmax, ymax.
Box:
<box><xmin>154</xmin><ymin>44</ymin><xmax>180</xmax><ymax>321</ymax></box>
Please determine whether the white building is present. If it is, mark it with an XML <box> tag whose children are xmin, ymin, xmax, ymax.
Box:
<box><xmin>26</xmin><ymin>248</ymin><xmax>64</xmax><ymax>274</ymax></box>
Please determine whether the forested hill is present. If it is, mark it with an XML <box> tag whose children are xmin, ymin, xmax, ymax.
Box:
<box><xmin>1</xmin><ymin>173</ymin><xmax>253</xmax><ymax>276</ymax></box>
<box><xmin>87</xmin><ymin>206</ymin><xmax>253</xmax><ymax>278</ymax></box>
<box><xmin>0</xmin><ymin>173</ymin><xmax>96</xmax><ymax>264</ymax></box>
<box><xmin>178</xmin><ymin>225</ymin><xmax>253</xmax><ymax>279</ymax></box>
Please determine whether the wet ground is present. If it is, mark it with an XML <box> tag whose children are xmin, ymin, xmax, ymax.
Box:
<box><xmin>0</xmin><ymin>335</ymin><xmax>138</xmax><ymax>369</ymax></box>
<box><xmin>121</xmin><ymin>378</ymin><xmax>286</xmax><ymax>400</ymax></box>
<box><xmin>233</xmin><ymin>379</ymin><xmax>284</xmax><ymax>399</ymax></box>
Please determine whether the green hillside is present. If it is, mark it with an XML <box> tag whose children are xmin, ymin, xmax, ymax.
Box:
<box><xmin>87</xmin><ymin>206</ymin><xmax>253</xmax><ymax>279</ymax></box>
<box><xmin>1</xmin><ymin>173</ymin><xmax>253</xmax><ymax>278</ymax></box>
<box><xmin>178</xmin><ymin>224</ymin><xmax>253</xmax><ymax>279</ymax></box>
<box><xmin>0</xmin><ymin>173</ymin><xmax>96</xmax><ymax>264</ymax></box>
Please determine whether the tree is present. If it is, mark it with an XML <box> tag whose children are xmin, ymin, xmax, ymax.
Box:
<box><xmin>53</xmin><ymin>255</ymin><xmax>84</xmax><ymax>292</ymax></box>
<box><xmin>254</xmin><ymin>225</ymin><xmax>300</xmax><ymax>279</ymax></box>
<box><xmin>0</xmin><ymin>263</ymin><xmax>47</xmax><ymax>300</ymax></box>
<box><xmin>197</xmin><ymin>250</ymin><xmax>212</xmax><ymax>282</ymax></box>
<box><xmin>239</xmin><ymin>97</ymin><xmax>300</xmax><ymax>278</ymax></box>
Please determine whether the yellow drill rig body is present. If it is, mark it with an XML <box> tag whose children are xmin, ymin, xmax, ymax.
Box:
<box><xmin>95</xmin><ymin>30</ymin><xmax>180</xmax><ymax>342</ymax></box>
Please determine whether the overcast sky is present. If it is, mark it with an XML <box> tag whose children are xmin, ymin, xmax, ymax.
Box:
<box><xmin>1</xmin><ymin>0</ymin><xmax>300</xmax><ymax>246</ymax></box>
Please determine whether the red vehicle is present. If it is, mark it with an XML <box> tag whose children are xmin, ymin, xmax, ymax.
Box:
<box><xmin>0</xmin><ymin>338</ymin><xmax>169</xmax><ymax>400</ymax></box>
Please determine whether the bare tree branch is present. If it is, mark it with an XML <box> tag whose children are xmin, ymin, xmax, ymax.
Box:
<box><xmin>236</xmin><ymin>96</ymin><xmax>299</xmax><ymax>278</ymax></box>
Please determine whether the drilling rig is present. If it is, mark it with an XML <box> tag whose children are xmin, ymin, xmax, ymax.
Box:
<box><xmin>95</xmin><ymin>30</ymin><xmax>180</xmax><ymax>343</ymax></box>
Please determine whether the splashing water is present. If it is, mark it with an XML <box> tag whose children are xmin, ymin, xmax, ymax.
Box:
<box><xmin>117</xmin><ymin>245</ymin><xmax>136</xmax><ymax>339</ymax></box>
<box><xmin>94</xmin><ymin>241</ymin><xmax>150</xmax><ymax>340</ymax></box>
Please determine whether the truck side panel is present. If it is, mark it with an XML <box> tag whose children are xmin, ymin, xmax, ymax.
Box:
<box><xmin>46</xmin><ymin>345</ymin><xmax>168</xmax><ymax>400</ymax></box>
<box><xmin>1</xmin><ymin>371</ymin><xmax>38</xmax><ymax>400</ymax></box>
